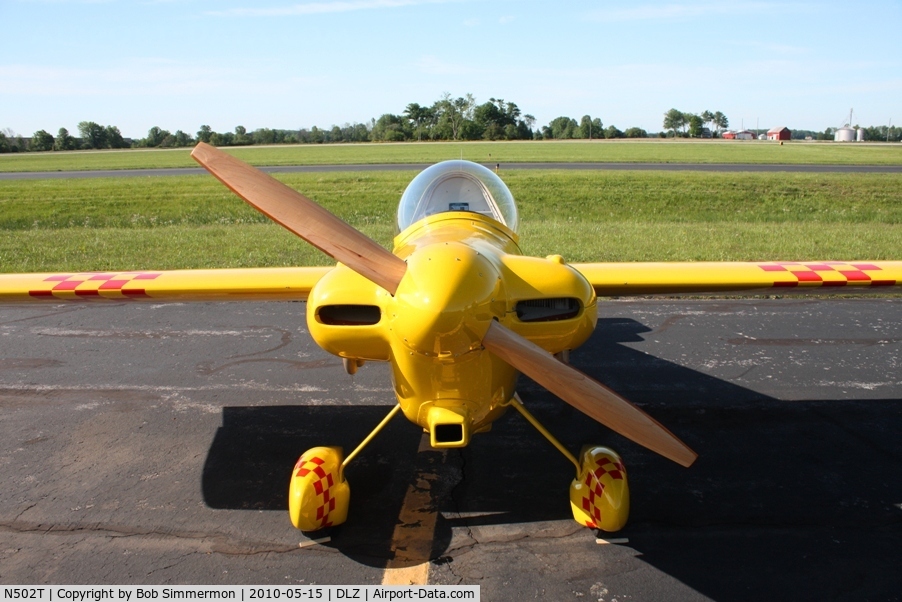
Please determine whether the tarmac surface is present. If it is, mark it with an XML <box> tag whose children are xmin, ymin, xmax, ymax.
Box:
<box><xmin>1</xmin><ymin>298</ymin><xmax>901</xmax><ymax>600</ymax></box>
<box><xmin>2</xmin><ymin>162</ymin><xmax>902</xmax><ymax>180</ymax></box>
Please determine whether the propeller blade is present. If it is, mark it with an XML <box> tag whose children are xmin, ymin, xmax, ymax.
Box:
<box><xmin>483</xmin><ymin>321</ymin><xmax>697</xmax><ymax>467</ymax></box>
<box><xmin>191</xmin><ymin>142</ymin><xmax>407</xmax><ymax>295</ymax></box>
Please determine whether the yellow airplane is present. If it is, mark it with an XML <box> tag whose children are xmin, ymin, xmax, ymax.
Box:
<box><xmin>1</xmin><ymin>143</ymin><xmax>900</xmax><ymax>533</ymax></box>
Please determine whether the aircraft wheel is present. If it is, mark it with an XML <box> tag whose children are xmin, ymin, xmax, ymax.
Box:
<box><xmin>288</xmin><ymin>446</ymin><xmax>350</xmax><ymax>531</ymax></box>
<box><xmin>569</xmin><ymin>446</ymin><xmax>630</xmax><ymax>532</ymax></box>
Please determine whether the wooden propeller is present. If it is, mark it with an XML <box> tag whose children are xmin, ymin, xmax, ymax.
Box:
<box><xmin>191</xmin><ymin>142</ymin><xmax>407</xmax><ymax>295</ymax></box>
<box><xmin>192</xmin><ymin>143</ymin><xmax>694</xmax><ymax>465</ymax></box>
<box><xmin>483</xmin><ymin>320</ymin><xmax>698</xmax><ymax>467</ymax></box>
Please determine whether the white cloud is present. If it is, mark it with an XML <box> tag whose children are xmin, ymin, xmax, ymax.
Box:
<box><xmin>732</xmin><ymin>40</ymin><xmax>811</xmax><ymax>55</ymax></box>
<box><xmin>13</xmin><ymin>0</ymin><xmax>114</xmax><ymax>4</ymax></box>
<box><xmin>0</xmin><ymin>59</ymin><xmax>244</xmax><ymax>97</ymax></box>
<box><xmin>207</xmin><ymin>0</ymin><xmax>464</xmax><ymax>17</ymax></box>
<box><xmin>584</xmin><ymin>2</ymin><xmax>810</xmax><ymax>23</ymax></box>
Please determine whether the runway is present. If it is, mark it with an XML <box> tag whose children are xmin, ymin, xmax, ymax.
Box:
<box><xmin>1</xmin><ymin>298</ymin><xmax>900</xmax><ymax>599</ymax></box>
<box><xmin>2</xmin><ymin>162</ymin><xmax>902</xmax><ymax>180</ymax></box>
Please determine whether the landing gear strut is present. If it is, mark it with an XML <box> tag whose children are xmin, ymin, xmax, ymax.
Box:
<box><xmin>507</xmin><ymin>393</ymin><xmax>630</xmax><ymax>532</ymax></box>
<box><xmin>288</xmin><ymin>404</ymin><xmax>402</xmax><ymax>531</ymax></box>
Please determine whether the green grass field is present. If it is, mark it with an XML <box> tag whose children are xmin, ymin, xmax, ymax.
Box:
<box><xmin>1</xmin><ymin>170</ymin><xmax>899</xmax><ymax>273</ymax></box>
<box><xmin>1</xmin><ymin>139</ymin><xmax>902</xmax><ymax>172</ymax></box>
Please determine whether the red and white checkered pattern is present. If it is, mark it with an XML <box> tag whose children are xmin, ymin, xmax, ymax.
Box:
<box><xmin>758</xmin><ymin>262</ymin><xmax>895</xmax><ymax>288</ymax></box>
<box><xmin>294</xmin><ymin>454</ymin><xmax>338</xmax><ymax>529</ymax></box>
<box><xmin>28</xmin><ymin>272</ymin><xmax>162</xmax><ymax>300</ymax></box>
<box><xmin>579</xmin><ymin>456</ymin><xmax>625</xmax><ymax>529</ymax></box>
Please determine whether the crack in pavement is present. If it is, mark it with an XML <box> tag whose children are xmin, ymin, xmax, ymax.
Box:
<box><xmin>0</xmin><ymin>520</ymin><xmax>307</xmax><ymax>556</ymax></box>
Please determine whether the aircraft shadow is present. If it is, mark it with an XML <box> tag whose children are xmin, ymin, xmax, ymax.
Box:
<box><xmin>201</xmin><ymin>317</ymin><xmax>902</xmax><ymax>597</ymax></box>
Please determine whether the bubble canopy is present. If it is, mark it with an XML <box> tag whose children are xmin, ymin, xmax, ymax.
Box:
<box><xmin>396</xmin><ymin>160</ymin><xmax>519</xmax><ymax>234</ymax></box>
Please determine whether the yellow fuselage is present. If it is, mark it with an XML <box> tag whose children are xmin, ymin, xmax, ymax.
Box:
<box><xmin>307</xmin><ymin>213</ymin><xmax>597</xmax><ymax>447</ymax></box>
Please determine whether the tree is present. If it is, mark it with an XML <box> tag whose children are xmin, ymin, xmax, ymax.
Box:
<box><xmin>662</xmin><ymin>109</ymin><xmax>687</xmax><ymax>137</ymax></box>
<box><xmin>404</xmin><ymin>103</ymin><xmax>433</xmax><ymax>141</ymax></box>
<box><xmin>0</xmin><ymin>132</ymin><xmax>10</xmax><ymax>153</ymax></box>
<box><xmin>234</xmin><ymin>126</ymin><xmax>251</xmax><ymax>145</ymax></box>
<box><xmin>54</xmin><ymin>127</ymin><xmax>77</xmax><ymax>151</ymax></box>
<box><xmin>712</xmin><ymin>111</ymin><xmax>728</xmax><ymax>134</ymax></box>
<box><xmin>473</xmin><ymin>101</ymin><xmax>504</xmax><ymax>140</ymax></box>
<box><xmin>174</xmin><ymin>130</ymin><xmax>193</xmax><ymax>147</ymax></box>
<box><xmin>624</xmin><ymin>127</ymin><xmax>648</xmax><ymax>138</ymax></box>
<box><xmin>28</xmin><ymin>130</ymin><xmax>55</xmax><ymax>152</ymax></box>
<box><xmin>1</xmin><ymin>128</ymin><xmax>23</xmax><ymax>153</ymax></box>
<box><xmin>371</xmin><ymin>113</ymin><xmax>408</xmax><ymax>142</ymax></box>
<box><xmin>210</xmin><ymin>131</ymin><xmax>235</xmax><ymax>146</ymax></box>
<box><xmin>520</xmin><ymin>114</ymin><xmax>537</xmax><ymax>139</ymax></box>
<box><xmin>350</xmin><ymin>122</ymin><xmax>371</xmax><ymax>142</ymax></box>
<box><xmin>579</xmin><ymin>115</ymin><xmax>603</xmax><ymax>139</ymax></box>
<box><xmin>142</xmin><ymin>126</ymin><xmax>171</xmax><ymax>147</ymax></box>
<box><xmin>544</xmin><ymin>116</ymin><xmax>579</xmax><ymax>139</ymax></box>
<box><xmin>253</xmin><ymin>128</ymin><xmax>276</xmax><ymax>145</ymax></box>
<box><xmin>328</xmin><ymin>123</ymin><xmax>370</xmax><ymax>143</ymax></box>
<box><xmin>604</xmin><ymin>125</ymin><xmax>624</xmax><ymax>139</ymax></box>
<box><xmin>196</xmin><ymin>125</ymin><xmax>213</xmax><ymax>143</ymax></box>
<box><xmin>863</xmin><ymin>125</ymin><xmax>901</xmax><ymax>143</ymax></box>
<box><xmin>78</xmin><ymin>121</ymin><xmax>107</xmax><ymax>149</ymax></box>
<box><xmin>579</xmin><ymin>115</ymin><xmax>592</xmax><ymax>139</ymax></box>
<box><xmin>436</xmin><ymin>93</ymin><xmax>475</xmax><ymax>140</ymax></box>
<box><xmin>688</xmin><ymin>114</ymin><xmax>704</xmax><ymax>138</ymax></box>
<box><xmin>471</xmin><ymin>98</ymin><xmax>533</xmax><ymax>140</ymax></box>
<box><xmin>106</xmin><ymin>125</ymin><xmax>128</xmax><ymax>148</ymax></box>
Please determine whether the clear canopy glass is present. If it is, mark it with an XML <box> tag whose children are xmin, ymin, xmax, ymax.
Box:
<box><xmin>396</xmin><ymin>160</ymin><xmax>519</xmax><ymax>233</ymax></box>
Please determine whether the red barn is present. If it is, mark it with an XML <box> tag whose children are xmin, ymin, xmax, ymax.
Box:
<box><xmin>767</xmin><ymin>127</ymin><xmax>791</xmax><ymax>141</ymax></box>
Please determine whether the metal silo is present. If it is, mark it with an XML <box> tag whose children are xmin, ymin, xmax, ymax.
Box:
<box><xmin>835</xmin><ymin>127</ymin><xmax>856</xmax><ymax>142</ymax></box>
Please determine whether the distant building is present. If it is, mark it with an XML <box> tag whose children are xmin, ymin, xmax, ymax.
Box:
<box><xmin>835</xmin><ymin>126</ymin><xmax>856</xmax><ymax>142</ymax></box>
<box><xmin>766</xmin><ymin>127</ymin><xmax>791</xmax><ymax>141</ymax></box>
<box><xmin>735</xmin><ymin>130</ymin><xmax>756</xmax><ymax>140</ymax></box>
<box><xmin>722</xmin><ymin>131</ymin><xmax>736</xmax><ymax>139</ymax></box>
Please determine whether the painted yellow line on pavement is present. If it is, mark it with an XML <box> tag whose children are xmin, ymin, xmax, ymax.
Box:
<box><xmin>381</xmin><ymin>435</ymin><xmax>445</xmax><ymax>586</ymax></box>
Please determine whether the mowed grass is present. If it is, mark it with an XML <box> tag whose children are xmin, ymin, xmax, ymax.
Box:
<box><xmin>0</xmin><ymin>170</ymin><xmax>899</xmax><ymax>272</ymax></box>
<box><xmin>2</xmin><ymin>139</ymin><xmax>902</xmax><ymax>172</ymax></box>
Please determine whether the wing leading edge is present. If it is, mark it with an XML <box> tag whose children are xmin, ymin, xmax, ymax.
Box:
<box><xmin>572</xmin><ymin>261</ymin><xmax>902</xmax><ymax>296</ymax></box>
<box><xmin>3</xmin><ymin>260</ymin><xmax>899</xmax><ymax>303</ymax></box>
<box><xmin>0</xmin><ymin>267</ymin><xmax>332</xmax><ymax>303</ymax></box>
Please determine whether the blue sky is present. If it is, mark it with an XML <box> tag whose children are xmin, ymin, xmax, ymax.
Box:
<box><xmin>2</xmin><ymin>0</ymin><xmax>900</xmax><ymax>139</ymax></box>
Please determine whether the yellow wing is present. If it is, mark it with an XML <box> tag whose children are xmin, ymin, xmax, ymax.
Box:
<box><xmin>0</xmin><ymin>267</ymin><xmax>332</xmax><ymax>303</ymax></box>
<box><xmin>571</xmin><ymin>261</ymin><xmax>902</xmax><ymax>296</ymax></box>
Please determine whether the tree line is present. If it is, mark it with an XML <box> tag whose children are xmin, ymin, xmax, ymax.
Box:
<box><xmin>661</xmin><ymin>109</ymin><xmax>902</xmax><ymax>142</ymax></box>
<box><xmin>3</xmin><ymin>95</ymin><xmax>900</xmax><ymax>152</ymax></box>
<box><xmin>662</xmin><ymin>109</ymin><xmax>729</xmax><ymax>137</ymax></box>
<box><xmin>791</xmin><ymin>125</ymin><xmax>902</xmax><ymax>142</ymax></box>
<box><xmin>0</xmin><ymin>93</ymin><xmax>649</xmax><ymax>153</ymax></box>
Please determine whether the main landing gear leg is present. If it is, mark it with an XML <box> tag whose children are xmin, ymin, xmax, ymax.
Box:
<box><xmin>507</xmin><ymin>393</ymin><xmax>630</xmax><ymax>532</ymax></box>
<box><xmin>288</xmin><ymin>404</ymin><xmax>403</xmax><ymax>531</ymax></box>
